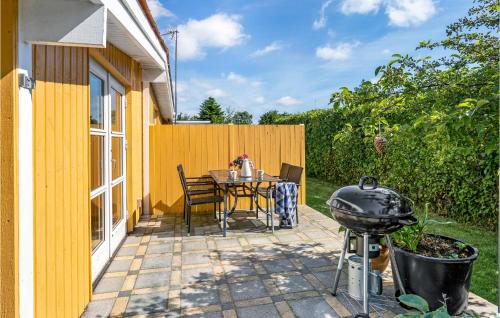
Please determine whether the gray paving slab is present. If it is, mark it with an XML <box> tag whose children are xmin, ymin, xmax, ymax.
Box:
<box><xmin>214</xmin><ymin>238</ymin><xmax>240</xmax><ymax>249</ymax></box>
<box><xmin>116</xmin><ymin>246</ymin><xmax>138</xmax><ymax>256</ymax></box>
<box><xmin>182</xmin><ymin>240</ymin><xmax>208</xmax><ymax>252</ymax></box>
<box><xmin>299</xmin><ymin>255</ymin><xmax>333</xmax><ymax>268</ymax></box>
<box><xmin>181</xmin><ymin>285</ymin><xmax>220</xmax><ymax>308</ymax></box>
<box><xmin>274</xmin><ymin>275</ymin><xmax>314</xmax><ymax>293</ymax></box>
<box><xmin>236</xmin><ymin>303</ymin><xmax>280</xmax><ymax>318</ymax></box>
<box><xmin>81</xmin><ymin>299</ymin><xmax>115</xmax><ymax>318</ymax></box>
<box><xmin>147</xmin><ymin>242</ymin><xmax>174</xmax><ymax>254</ymax></box>
<box><xmin>229</xmin><ymin>279</ymin><xmax>268</xmax><ymax>301</ymax></box>
<box><xmin>134</xmin><ymin>271</ymin><xmax>170</xmax><ymax>289</ymax></box>
<box><xmin>182</xmin><ymin>251</ymin><xmax>211</xmax><ymax>265</ymax></box>
<box><xmin>124</xmin><ymin>292</ymin><xmax>168</xmax><ymax>315</ymax></box>
<box><xmin>184</xmin><ymin>312</ymin><xmax>223</xmax><ymax>318</ymax></box>
<box><xmin>223</xmin><ymin>263</ymin><xmax>256</xmax><ymax>278</ymax></box>
<box><xmin>94</xmin><ymin>276</ymin><xmax>125</xmax><ymax>294</ymax></box>
<box><xmin>182</xmin><ymin>267</ymin><xmax>214</xmax><ymax>283</ymax></box>
<box><xmin>107</xmin><ymin>258</ymin><xmax>133</xmax><ymax>272</ymax></box>
<box><xmin>262</xmin><ymin>258</ymin><xmax>296</xmax><ymax>273</ymax></box>
<box><xmin>288</xmin><ymin>296</ymin><xmax>340</xmax><ymax>318</ymax></box>
<box><xmin>141</xmin><ymin>254</ymin><xmax>172</xmax><ymax>269</ymax></box>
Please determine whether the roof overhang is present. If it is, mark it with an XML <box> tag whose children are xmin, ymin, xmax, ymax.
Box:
<box><xmin>21</xmin><ymin>0</ymin><xmax>174</xmax><ymax>121</ymax></box>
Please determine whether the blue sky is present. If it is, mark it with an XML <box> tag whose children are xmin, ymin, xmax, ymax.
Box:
<box><xmin>148</xmin><ymin>0</ymin><xmax>471</xmax><ymax>121</ymax></box>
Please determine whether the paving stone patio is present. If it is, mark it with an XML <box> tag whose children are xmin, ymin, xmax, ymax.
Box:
<box><xmin>82</xmin><ymin>205</ymin><xmax>496</xmax><ymax>318</ymax></box>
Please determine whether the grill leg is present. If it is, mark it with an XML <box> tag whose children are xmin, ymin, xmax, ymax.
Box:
<box><xmin>362</xmin><ymin>233</ymin><xmax>369</xmax><ymax>315</ymax></box>
<box><xmin>385</xmin><ymin>234</ymin><xmax>406</xmax><ymax>295</ymax></box>
<box><xmin>332</xmin><ymin>229</ymin><xmax>350</xmax><ymax>296</ymax></box>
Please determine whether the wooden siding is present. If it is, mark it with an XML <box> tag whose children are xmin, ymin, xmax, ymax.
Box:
<box><xmin>149</xmin><ymin>125</ymin><xmax>306</xmax><ymax>214</ymax></box>
<box><xmin>0</xmin><ymin>0</ymin><xmax>19</xmax><ymax>317</ymax></box>
<box><xmin>149</xmin><ymin>88</ymin><xmax>161</xmax><ymax>125</ymax></box>
<box><xmin>126</xmin><ymin>60</ymin><xmax>144</xmax><ymax>231</ymax></box>
<box><xmin>32</xmin><ymin>45</ymin><xmax>91</xmax><ymax>318</ymax></box>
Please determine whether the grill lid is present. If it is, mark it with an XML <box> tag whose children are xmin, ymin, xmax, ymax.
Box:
<box><xmin>326</xmin><ymin>176</ymin><xmax>411</xmax><ymax>218</ymax></box>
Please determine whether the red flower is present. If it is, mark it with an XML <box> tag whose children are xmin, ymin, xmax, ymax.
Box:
<box><xmin>238</xmin><ymin>155</ymin><xmax>243</xmax><ymax>160</ymax></box>
<box><xmin>242</xmin><ymin>154</ymin><xmax>248</xmax><ymax>159</ymax></box>
<box><xmin>229</xmin><ymin>162</ymin><xmax>234</xmax><ymax>167</ymax></box>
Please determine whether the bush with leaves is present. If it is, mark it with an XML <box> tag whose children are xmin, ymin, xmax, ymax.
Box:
<box><xmin>276</xmin><ymin>0</ymin><xmax>499</xmax><ymax>229</ymax></box>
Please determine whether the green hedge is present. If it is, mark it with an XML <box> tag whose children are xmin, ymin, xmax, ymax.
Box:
<box><xmin>274</xmin><ymin>0</ymin><xmax>498</xmax><ymax>229</ymax></box>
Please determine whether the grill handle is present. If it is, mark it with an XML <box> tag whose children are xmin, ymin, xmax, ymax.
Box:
<box><xmin>358</xmin><ymin>176</ymin><xmax>378</xmax><ymax>190</ymax></box>
<box><xmin>398</xmin><ymin>215</ymin><xmax>418</xmax><ymax>226</ymax></box>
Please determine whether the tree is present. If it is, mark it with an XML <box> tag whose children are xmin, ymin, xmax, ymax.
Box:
<box><xmin>231</xmin><ymin>111</ymin><xmax>253</xmax><ymax>124</ymax></box>
<box><xmin>176</xmin><ymin>112</ymin><xmax>198</xmax><ymax>121</ymax></box>
<box><xmin>198</xmin><ymin>97</ymin><xmax>224</xmax><ymax>123</ymax></box>
<box><xmin>258</xmin><ymin>110</ymin><xmax>289</xmax><ymax>124</ymax></box>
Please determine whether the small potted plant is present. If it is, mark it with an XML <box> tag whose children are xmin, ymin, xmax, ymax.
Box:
<box><xmin>391</xmin><ymin>205</ymin><xmax>479</xmax><ymax>315</ymax></box>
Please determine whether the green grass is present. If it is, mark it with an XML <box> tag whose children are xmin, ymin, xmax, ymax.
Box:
<box><xmin>306</xmin><ymin>177</ymin><xmax>498</xmax><ymax>304</ymax></box>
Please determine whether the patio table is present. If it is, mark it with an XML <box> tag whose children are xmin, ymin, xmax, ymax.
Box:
<box><xmin>208</xmin><ymin>169</ymin><xmax>280</xmax><ymax>237</ymax></box>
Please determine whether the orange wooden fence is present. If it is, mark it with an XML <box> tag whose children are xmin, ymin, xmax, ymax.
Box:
<box><xmin>149</xmin><ymin>124</ymin><xmax>306</xmax><ymax>214</ymax></box>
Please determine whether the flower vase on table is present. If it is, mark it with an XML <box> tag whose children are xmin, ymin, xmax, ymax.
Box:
<box><xmin>231</xmin><ymin>154</ymin><xmax>253</xmax><ymax>178</ymax></box>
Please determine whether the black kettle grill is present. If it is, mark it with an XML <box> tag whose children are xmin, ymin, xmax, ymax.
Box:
<box><xmin>327</xmin><ymin>176</ymin><xmax>417</xmax><ymax>317</ymax></box>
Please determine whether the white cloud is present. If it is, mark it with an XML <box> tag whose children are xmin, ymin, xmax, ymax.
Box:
<box><xmin>386</xmin><ymin>0</ymin><xmax>437</xmax><ymax>27</ymax></box>
<box><xmin>177</xmin><ymin>13</ymin><xmax>248</xmax><ymax>60</ymax></box>
<box><xmin>251</xmin><ymin>41</ymin><xmax>283</xmax><ymax>57</ymax></box>
<box><xmin>339</xmin><ymin>0</ymin><xmax>436</xmax><ymax>27</ymax></box>
<box><xmin>147</xmin><ymin>0</ymin><xmax>175</xmax><ymax>19</ymax></box>
<box><xmin>227</xmin><ymin>72</ymin><xmax>247</xmax><ymax>83</ymax></box>
<box><xmin>327</xmin><ymin>29</ymin><xmax>337</xmax><ymax>38</ymax></box>
<box><xmin>207</xmin><ymin>88</ymin><xmax>227</xmax><ymax>98</ymax></box>
<box><xmin>256</xmin><ymin>96</ymin><xmax>265</xmax><ymax>104</ymax></box>
<box><xmin>315</xmin><ymin>42</ymin><xmax>360</xmax><ymax>61</ymax></box>
<box><xmin>251</xmin><ymin>81</ymin><xmax>263</xmax><ymax>88</ymax></box>
<box><xmin>313</xmin><ymin>0</ymin><xmax>333</xmax><ymax>30</ymax></box>
<box><xmin>277</xmin><ymin>96</ymin><xmax>301</xmax><ymax>106</ymax></box>
<box><xmin>341</xmin><ymin>0</ymin><xmax>382</xmax><ymax>14</ymax></box>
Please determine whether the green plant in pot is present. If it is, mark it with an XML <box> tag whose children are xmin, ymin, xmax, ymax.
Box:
<box><xmin>391</xmin><ymin>205</ymin><xmax>479</xmax><ymax>315</ymax></box>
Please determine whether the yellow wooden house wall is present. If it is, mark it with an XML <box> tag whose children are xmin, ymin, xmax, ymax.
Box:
<box><xmin>32</xmin><ymin>45</ymin><xmax>91</xmax><ymax>318</ymax></box>
<box><xmin>0</xmin><ymin>0</ymin><xmax>19</xmax><ymax>317</ymax></box>
<box><xmin>149</xmin><ymin>88</ymin><xmax>162</xmax><ymax>125</ymax></box>
<box><xmin>149</xmin><ymin>124</ymin><xmax>306</xmax><ymax>214</ymax></box>
<box><xmin>32</xmin><ymin>42</ymin><xmax>148</xmax><ymax>317</ymax></box>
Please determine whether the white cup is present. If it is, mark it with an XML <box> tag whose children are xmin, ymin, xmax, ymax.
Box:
<box><xmin>229</xmin><ymin>170</ymin><xmax>237</xmax><ymax>180</ymax></box>
<box><xmin>257</xmin><ymin>170</ymin><xmax>264</xmax><ymax>179</ymax></box>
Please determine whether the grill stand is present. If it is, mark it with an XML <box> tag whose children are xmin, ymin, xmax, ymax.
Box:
<box><xmin>331</xmin><ymin>231</ymin><xmax>406</xmax><ymax>317</ymax></box>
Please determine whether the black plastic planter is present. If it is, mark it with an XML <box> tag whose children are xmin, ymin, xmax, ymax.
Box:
<box><xmin>392</xmin><ymin>234</ymin><xmax>479</xmax><ymax>315</ymax></box>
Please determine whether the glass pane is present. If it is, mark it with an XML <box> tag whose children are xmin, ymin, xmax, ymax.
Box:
<box><xmin>111</xmin><ymin>88</ymin><xmax>122</xmax><ymax>132</ymax></box>
<box><xmin>112</xmin><ymin>183</ymin><xmax>123</xmax><ymax>226</ymax></box>
<box><xmin>111</xmin><ymin>137</ymin><xmax>122</xmax><ymax>180</ymax></box>
<box><xmin>91</xmin><ymin>193</ymin><xmax>105</xmax><ymax>251</ymax></box>
<box><xmin>90</xmin><ymin>73</ymin><xmax>104</xmax><ymax>129</ymax></box>
<box><xmin>90</xmin><ymin>135</ymin><xmax>104</xmax><ymax>190</ymax></box>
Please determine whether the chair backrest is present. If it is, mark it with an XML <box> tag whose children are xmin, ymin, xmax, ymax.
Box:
<box><xmin>279</xmin><ymin>163</ymin><xmax>291</xmax><ymax>181</ymax></box>
<box><xmin>287</xmin><ymin>165</ymin><xmax>303</xmax><ymax>185</ymax></box>
<box><xmin>177</xmin><ymin>164</ymin><xmax>190</xmax><ymax>199</ymax></box>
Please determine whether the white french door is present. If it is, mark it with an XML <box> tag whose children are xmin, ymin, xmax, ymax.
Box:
<box><xmin>90</xmin><ymin>59</ymin><xmax>127</xmax><ymax>283</ymax></box>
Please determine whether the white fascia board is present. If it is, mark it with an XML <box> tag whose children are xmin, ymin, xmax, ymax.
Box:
<box><xmin>151</xmin><ymin>82</ymin><xmax>174</xmax><ymax>120</ymax></box>
<box><xmin>22</xmin><ymin>0</ymin><xmax>106</xmax><ymax>47</ymax></box>
<box><xmin>121</xmin><ymin>0</ymin><xmax>167</xmax><ymax>62</ymax></box>
<box><xmin>142</xmin><ymin>68</ymin><xmax>167</xmax><ymax>83</ymax></box>
<box><xmin>107</xmin><ymin>0</ymin><xmax>166</xmax><ymax>70</ymax></box>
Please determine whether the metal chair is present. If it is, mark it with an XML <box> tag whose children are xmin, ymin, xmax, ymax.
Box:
<box><xmin>177</xmin><ymin>164</ymin><xmax>223</xmax><ymax>235</ymax></box>
<box><xmin>254</xmin><ymin>162</ymin><xmax>291</xmax><ymax>219</ymax></box>
<box><xmin>285</xmin><ymin>165</ymin><xmax>303</xmax><ymax>223</ymax></box>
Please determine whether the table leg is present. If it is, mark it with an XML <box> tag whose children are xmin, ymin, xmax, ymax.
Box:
<box><xmin>269</xmin><ymin>187</ymin><xmax>275</xmax><ymax>234</ymax></box>
<box><xmin>223</xmin><ymin>184</ymin><xmax>228</xmax><ymax>237</ymax></box>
